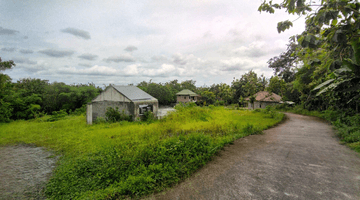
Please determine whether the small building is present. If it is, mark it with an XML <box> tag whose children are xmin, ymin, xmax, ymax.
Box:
<box><xmin>176</xmin><ymin>89</ymin><xmax>200</xmax><ymax>103</ymax></box>
<box><xmin>245</xmin><ymin>91</ymin><xmax>282</xmax><ymax>109</ymax></box>
<box><xmin>86</xmin><ymin>85</ymin><xmax>158</xmax><ymax>124</ymax></box>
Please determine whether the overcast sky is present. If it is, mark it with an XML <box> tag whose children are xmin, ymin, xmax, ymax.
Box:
<box><xmin>0</xmin><ymin>0</ymin><xmax>305</xmax><ymax>87</ymax></box>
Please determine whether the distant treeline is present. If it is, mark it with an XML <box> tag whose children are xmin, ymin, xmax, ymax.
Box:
<box><xmin>1</xmin><ymin>65</ymin><xmax>302</xmax><ymax>122</ymax></box>
<box><xmin>0</xmin><ymin>77</ymin><xmax>102</xmax><ymax>122</ymax></box>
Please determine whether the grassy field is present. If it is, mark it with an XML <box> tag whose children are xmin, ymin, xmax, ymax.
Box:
<box><xmin>0</xmin><ymin>105</ymin><xmax>284</xmax><ymax>199</ymax></box>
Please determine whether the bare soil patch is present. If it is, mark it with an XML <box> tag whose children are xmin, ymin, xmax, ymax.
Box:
<box><xmin>0</xmin><ymin>144</ymin><xmax>58</xmax><ymax>200</ymax></box>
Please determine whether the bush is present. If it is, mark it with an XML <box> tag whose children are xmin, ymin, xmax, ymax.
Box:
<box><xmin>243</xmin><ymin>123</ymin><xmax>262</xmax><ymax>135</ymax></box>
<box><xmin>45</xmin><ymin>134</ymin><xmax>218</xmax><ymax>199</ymax></box>
<box><xmin>47</xmin><ymin>110</ymin><xmax>67</xmax><ymax>122</ymax></box>
<box><xmin>142</xmin><ymin>111</ymin><xmax>156</xmax><ymax>123</ymax></box>
<box><xmin>71</xmin><ymin>104</ymin><xmax>87</xmax><ymax>116</ymax></box>
<box><xmin>105</xmin><ymin>107</ymin><xmax>133</xmax><ymax>123</ymax></box>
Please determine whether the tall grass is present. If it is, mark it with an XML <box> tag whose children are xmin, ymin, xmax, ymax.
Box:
<box><xmin>0</xmin><ymin>106</ymin><xmax>284</xmax><ymax>199</ymax></box>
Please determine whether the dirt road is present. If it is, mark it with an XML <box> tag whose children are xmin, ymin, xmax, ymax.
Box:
<box><xmin>146</xmin><ymin>113</ymin><xmax>360</xmax><ymax>199</ymax></box>
<box><xmin>0</xmin><ymin>144</ymin><xmax>57</xmax><ymax>200</ymax></box>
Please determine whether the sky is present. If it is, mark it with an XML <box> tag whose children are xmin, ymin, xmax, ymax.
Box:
<box><xmin>0</xmin><ymin>0</ymin><xmax>305</xmax><ymax>87</ymax></box>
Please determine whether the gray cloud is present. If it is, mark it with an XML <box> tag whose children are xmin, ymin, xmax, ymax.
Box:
<box><xmin>38</xmin><ymin>49</ymin><xmax>74</xmax><ymax>57</ymax></box>
<box><xmin>19</xmin><ymin>49</ymin><xmax>34</xmax><ymax>54</ymax></box>
<box><xmin>18</xmin><ymin>64</ymin><xmax>46</xmax><ymax>73</ymax></box>
<box><xmin>24</xmin><ymin>36</ymin><xmax>28</xmax><ymax>39</ymax></box>
<box><xmin>78</xmin><ymin>53</ymin><xmax>98</xmax><ymax>60</ymax></box>
<box><xmin>1</xmin><ymin>47</ymin><xmax>16</xmax><ymax>52</ymax></box>
<box><xmin>78</xmin><ymin>63</ymin><xmax>92</xmax><ymax>67</ymax></box>
<box><xmin>151</xmin><ymin>55</ymin><xmax>168</xmax><ymax>62</ymax></box>
<box><xmin>12</xmin><ymin>57</ymin><xmax>37</xmax><ymax>65</ymax></box>
<box><xmin>0</xmin><ymin>27</ymin><xmax>19</xmax><ymax>35</ymax></box>
<box><xmin>172</xmin><ymin>54</ymin><xmax>187</xmax><ymax>65</ymax></box>
<box><xmin>222</xmin><ymin>66</ymin><xmax>241</xmax><ymax>71</ymax></box>
<box><xmin>61</xmin><ymin>27</ymin><xmax>91</xmax><ymax>40</ymax></box>
<box><xmin>124</xmin><ymin>45</ymin><xmax>138</xmax><ymax>52</ymax></box>
<box><xmin>104</xmin><ymin>55</ymin><xmax>135</xmax><ymax>63</ymax></box>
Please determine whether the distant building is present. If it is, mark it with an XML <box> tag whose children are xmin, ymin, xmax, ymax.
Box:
<box><xmin>245</xmin><ymin>91</ymin><xmax>282</xmax><ymax>109</ymax></box>
<box><xmin>176</xmin><ymin>89</ymin><xmax>200</xmax><ymax>103</ymax></box>
<box><xmin>86</xmin><ymin>85</ymin><xmax>158</xmax><ymax>124</ymax></box>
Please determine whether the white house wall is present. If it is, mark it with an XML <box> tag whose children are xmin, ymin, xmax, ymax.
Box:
<box><xmin>92</xmin><ymin>86</ymin><xmax>131</xmax><ymax>102</ymax></box>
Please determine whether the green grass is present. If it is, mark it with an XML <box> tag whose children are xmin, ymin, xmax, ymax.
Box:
<box><xmin>0</xmin><ymin>106</ymin><xmax>284</xmax><ymax>199</ymax></box>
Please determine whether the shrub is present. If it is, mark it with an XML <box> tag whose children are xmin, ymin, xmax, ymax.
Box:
<box><xmin>45</xmin><ymin>134</ymin><xmax>218</xmax><ymax>199</ymax></box>
<box><xmin>142</xmin><ymin>111</ymin><xmax>156</xmax><ymax>123</ymax></box>
<box><xmin>47</xmin><ymin>110</ymin><xmax>67</xmax><ymax>122</ymax></box>
<box><xmin>71</xmin><ymin>104</ymin><xmax>87</xmax><ymax>116</ymax></box>
<box><xmin>105</xmin><ymin>107</ymin><xmax>133</xmax><ymax>123</ymax></box>
<box><xmin>243</xmin><ymin>123</ymin><xmax>262</xmax><ymax>135</ymax></box>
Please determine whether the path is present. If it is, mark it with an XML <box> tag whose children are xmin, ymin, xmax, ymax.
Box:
<box><xmin>0</xmin><ymin>144</ymin><xmax>57</xmax><ymax>200</ymax></box>
<box><xmin>146</xmin><ymin>113</ymin><xmax>360</xmax><ymax>199</ymax></box>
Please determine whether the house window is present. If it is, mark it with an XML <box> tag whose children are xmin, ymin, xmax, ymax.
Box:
<box><xmin>139</xmin><ymin>105</ymin><xmax>153</xmax><ymax>115</ymax></box>
<box><xmin>184</xmin><ymin>96</ymin><xmax>186</xmax><ymax>99</ymax></box>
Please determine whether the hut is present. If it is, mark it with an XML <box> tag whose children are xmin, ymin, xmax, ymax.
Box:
<box><xmin>245</xmin><ymin>91</ymin><xmax>282</xmax><ymax>109</ymax></box>
<box><xmin>176</xmin><ymin>89</ymin><xmax>200</xmax><ymax>103</ymax></box>
<box><xmin>86</xmin><ymin>85</ymin><xmax>158</xmax><ymax>124</ymax></box>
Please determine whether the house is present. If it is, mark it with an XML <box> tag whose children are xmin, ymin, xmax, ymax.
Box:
<box><xmin>176</xmin><ymin>89</ymin><xmax>200</xmax><ymax>103</ymax></box>
<box><xmin>245</xmin><ymin>91</ymin><xmax>282</xmax><ymax>109</ymax></box>
<box><xmin>86</xmin><ymin>85</ymin><xmax>158</xmax><ymax>124</ymax></box>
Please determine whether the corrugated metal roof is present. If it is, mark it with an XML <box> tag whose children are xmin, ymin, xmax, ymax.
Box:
<box><xmin>112</xmin><ymin>85</ymin><xmax>156</xmax><ymax>101</ymax></box>
<box><xmin>176</xmin><ymin>89</ymin><xmax>199</xmax><ymax>96</ymax></box>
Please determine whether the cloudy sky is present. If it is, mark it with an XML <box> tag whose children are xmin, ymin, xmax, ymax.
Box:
<box><xmin>0</xmin><ymin>0</ymin><xmax>305</xmax><ymax>87</ymax></box>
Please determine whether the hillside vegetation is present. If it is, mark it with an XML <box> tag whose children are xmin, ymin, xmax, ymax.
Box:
<box><xmin>0</xmin><ymin>105</ymin><xmax>283</xmax><ymax>199</ymax></box>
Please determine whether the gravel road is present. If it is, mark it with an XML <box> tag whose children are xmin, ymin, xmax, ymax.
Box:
<box><xmin>146</xmin><ymin>113</ymin><xmax>360</xmax><ymax>200</ymax></box>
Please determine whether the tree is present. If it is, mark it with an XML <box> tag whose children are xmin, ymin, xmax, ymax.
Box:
<box><xmin>0</xmin><ymin>58</ymin><xmax>15</xmax><ymax>122</ymax></box>
<box><xmin>0</xmin><ymin>57</ymin><xmax>15</xmax><ymax>71</ymax></box>
<box><xmin>200</xmin><ymin>91</ymin><xmax>216</xmax><ymax>105</ymax></box>
<box><xmin>266</xmin><ymin>76</ymin><xmax>286</xmax><ymax>96</ymax></box>
<box><xmin>259</xmin><ymin>0</ymin><xmax>360</xmax><ymax>112</ymax></box>
<box><xmin>232</xmin><ymin>70</ymin><xmax>267</xmax><ymax>102</ymax></box>
<box><xmin>180</xmin><ymin>80</ymin><xmax>197</xmax><ymax>92</ymax></box>
<box><xmin>267</xmin><ymin>37</ymin><xmax>298</xmax><ymax>82</ymax></box>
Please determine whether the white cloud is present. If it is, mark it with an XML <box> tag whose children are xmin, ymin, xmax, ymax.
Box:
<box><xmin>123</xmin><ymin>64</ymin><xmax>139</xmax><ymax>75</ymax></box>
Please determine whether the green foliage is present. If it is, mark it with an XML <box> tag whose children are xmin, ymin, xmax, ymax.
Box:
<box><xmin>260</xmin><ymin>0</ymin><xmax>360</xmax><ymax>112</ymax></box>
<box><xmin>231</xmin><ymin>70</ymin><xmax>267</xmax><ymax>103</ymax></box>
<box><xmin>105</xmin><ymin>107</ymin><xmax>133</xmax><ymax>123</ymax></box>
<box><xmin>243</xmin><ymin>123</ymin><xmax>263</xmax><ymax>135</ymax></box>
<box><xmin>137</xmin><ymin>79</ymin><xmax>198</xmax><ymax>105</ymax></box>
<box><xmin>45</xmin><ymin>134</ymin><xmax>218</xmax><ymax>199</ymax></box>
<box><xmin>141</xmin><ymin>111</ymin><xmax>156</xmax><ymax>123</ymax></box>
<box><xmin>0</xmin><ymin>107</ymin><xmax>284</xmax><ymax>199</ymax></box>
<box><xmin>200</xmin><ymin>91</ymin><xmax>216</xmax><ymax>105</ymax></box>
<box><xmin>0</xmin><ymin>57</ymin><xmax>15</xmax><ymax>71</ymax></box>
<box><xmin>0</xmin><ymin>99</ymin><xmax>13</xmax><ymax>123</ymax></box>
<box><xmin>47</xmin><ymin>110</ymin><xmax>68</xmax><ymax>122</ymax></box>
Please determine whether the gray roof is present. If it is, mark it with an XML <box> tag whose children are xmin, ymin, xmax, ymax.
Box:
<box><xmin>112</xmin><ymin>85</ymin><xmax>157</xmax><ymax>101</ymax></box>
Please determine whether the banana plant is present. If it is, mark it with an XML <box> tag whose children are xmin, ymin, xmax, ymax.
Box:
<box><xmin>313</xmin><ymin>40</ymin><xmax>360</xmax><ymax>104</ymax></box>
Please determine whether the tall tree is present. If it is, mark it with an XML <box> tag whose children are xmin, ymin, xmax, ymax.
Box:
<box><xmin>0</xmin><ymin>58</ymin><xmax>15</xmax><ymax>122</ymax></box>
<box><xmin>259</xmin><ymin>0</ymin><xmax>360</xmax><ymax>111</ymax></box>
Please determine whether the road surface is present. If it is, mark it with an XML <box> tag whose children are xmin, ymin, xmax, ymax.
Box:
<box><xmin>146</xmin><ymin>113</ymin><xmax>360</xmax><ymax>200</ymax></box>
